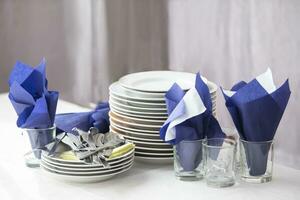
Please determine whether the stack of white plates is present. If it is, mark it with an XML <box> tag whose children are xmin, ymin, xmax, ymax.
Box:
<box><xmin>109</xmin><ymin>71</ymin><xmax>217</xmax><ymax>164</ymax></box>
<box><xmin>40</xmin><ymin>149</ymin><xmax>134</xmax><ymax>183</ymax></box>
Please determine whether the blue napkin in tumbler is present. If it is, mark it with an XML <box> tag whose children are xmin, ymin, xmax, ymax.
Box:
<box><xmin>222</xmin><ymin>68</ymin><xmax>291</xmax><ymax>176</ymax></box>
<box><xmin>55</xmin><ymin>102</ymin><xmax>110</xmax><ymax>134</ymax></box>
<box><xmin>160</xmin><ymin>73</ymin><xmax>225</xmax><ymax>171</ymax></box>
<box><xmin>8</xmin><ymin>59</ymin><xmax>59</xmax><ymax>157</ymax></box>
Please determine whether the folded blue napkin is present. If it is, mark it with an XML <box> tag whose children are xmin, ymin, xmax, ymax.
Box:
<box><xmin>8</xmin><ymin>59</ymin><xmax>59</xmax><ymax>158</ymax></box>
<box><xmin>222</xmin><ymin>68</ymin><xmax>291</xmax><ymax>176</ymax></box>
<box><xmin>8</xmin><ymin>58</ymin><xmax>59</xmax><ymax>129</ymax></box>
<box><xmin>55</xmin><ymin>102</ymin><xmax>110</xmax><ymax>134</ymax></box>
<box><xmin>160</xmin><ymin>73</ymin><xmax>225</xmax><ymax>170</ymax></box>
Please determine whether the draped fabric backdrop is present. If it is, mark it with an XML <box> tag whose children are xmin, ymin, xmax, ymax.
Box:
<box><xmin>0</xmin><ymin>0</ymin><xmax>299</xmax><ymax>169</ymax></box>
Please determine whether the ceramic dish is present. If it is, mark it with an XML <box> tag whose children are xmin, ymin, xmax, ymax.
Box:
<box><xmin>42</xmin><ymin>148</ymin><xmax>135</xmax><ymax>165</ymax></box>
<box><xmin>110</xmin><ymin>106</ymin><xmax>168</xmax><ymax>120</ymax></box>
<box><xmin>109</xmin><ymin>98</ymin><xmax>167</xmax><ymax>112</ymax></box>
<box><xmin>110</xmin><ymin>125</ymin><xmax>161</xmax><ymax>139</ymax></box>
<box><xmin>41</xmin><ymin>163</ymin><xmax>133</xmax><ymax>183</ymax></box>
<box><xmin>41</xmin><ymin>160</ymin><xmax>133</xmax><ymax>176</ymax></box>
<box><xmin>110</xmin><ymin>120</ymin><xmax>160</xmax><ymax>134</ymax></box>
<box><xmin>110</xmin><ymin>94</ymin><xmax>166</xmax><ymax>108</ymax></box>
<box><xmin>110</xmin><ymin>111</ymin><xmax>165</xmax><ymax>125</ymax></box>
<box><xmin>109</xmin><ymin>113</ymin><xmax>162</xmax><ymax>129</ymax></box>
<box><xmin>41</xmin><ymin>157</ymin><xmax>134</xmax><ymax>173</ymax></box>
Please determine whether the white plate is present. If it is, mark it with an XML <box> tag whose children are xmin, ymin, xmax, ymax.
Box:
<box><xmin>41</xmin><ymin>152</ymin><xmax>134</xmax><ymax>169</ymax></box>
<box><xmin>119</xmin><ymin>71</ymin><xmax>218</xmax><ymax>93</ymax></box>
<box><xmin>116</xmin><ymin>132</ymin><xmax>164</xmax><ymax>143</ymax></box>
<box><xmin>41</xmin><ymin>157</ymin><xmax>134</xmax><ymax>173</ymax></box>
<box><xmin>111</xmin><ymin>106</ymin><xmax>168</xmax><ymax>120</ymax></box>
<box><xmin>43</xmin><ymin>148</ymin><xmax>135</xmax><ymax>165</ymax></box>
<box><xmin>125</xmin><ymin>138</ymin><xmax>171</xmax><ymax>147</ymax></box>
<box><xmin>134</xmin><ymin>156</ymin><xmax>173</xmax><ymax>164</ymax></box>
<box><xmin>110</xmin><ymin>124</ymin><xmax>161</xmax><ymax>139</ymax></box>
<box><xmin>110</xmin><ymin>111</ymin><xmax>165</xmax><ymax>125</ymax></box>
<box><xmin>110</xmin><ymin>98</ymin><xmax>167</xmax><ymax>112</ymax></box>
<box><xmin>41</xmin><ymin>160</ymin><xmax>133</xmax><ymax>176</ymax></box>
<box><xmin>110</xmin><ymin>104</ymin><xmax>168</xmax><ymax>116</ymax></box>
<box><xmin>110</xmin><ymin>94</ymin><xmax>166</xmax><ymax>108</ymax></box>
<box><xmin>119</xmin><ymin>71</ymin><xmax>195</xmax><ymax>92</ymax></box>
<box><xmin>135</xmin><ymin>146</ymin><xmax>173</xmax><ymax>152</ymax></box>
<box><xmin>109</xmin><ymin>82</ymin><xmax>165</xmax><ymax>102</ymax></box>
<box><xmin>110</xmin><ymin>120</ymin><xmax>160</xmax><ymax>134</ymax></box>
<box><xmin>109</xmin><ymin>113</ymin><xmax>162</xmax><ymax>129</ymax></box>
<box><xmin>135</xmin><ymin>151</ymin><xmax>173</xmax><ymax>156</ymax></box>
<box><xmin>41</xmin><ymin>163</ymin><xmax>133</xmax><ymax>183</ymax></box>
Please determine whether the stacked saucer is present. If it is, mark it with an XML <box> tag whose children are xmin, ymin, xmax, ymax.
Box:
<box><xmin>109</xmin><ymin>71</ymin><xmax>217</xmax><ymax>164</ymax></box>
<box><xmin>40</xmin><ymin>148</ymin><xmax>134</xmax><ymax>183</ymax></box>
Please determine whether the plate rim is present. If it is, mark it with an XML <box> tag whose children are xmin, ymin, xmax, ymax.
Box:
<box><xmin>110</xmin><ymin>110</ymin><xmax>166</xmax><ymax>124</ymax></box>
<box><xmin>40</xmin><ymin>160</ymin><xmax>133</xmax><ymax>176</ymax></box>
<box><xmin>110</xmin><ymin>124</ymin><xmax>161</xmax><ymax>138</ymax></box>
<box><xmin>109</xmin><ymin>98</ymin><xmax>167</xmax><ymax>112</ymax></box>
<box><xmin>110</xmin><ymin>106</ymin><xmax>168</xmax><ymax>119</ymax></box>
<box><xmin>110</xmin><ymin>120</ymin><xmax>160</xmax><ymax>134</ymax></box>
<box><xmin>42</xmin><ymin>152</ymin><xmax>134</xmax><ymax>168</ymax></box>
<box><xmin>41</xmin><ymin>163</ymin><xmax>133</xmax><ymax>182</ymax></box>
<box><xmin>109</xmin><ymin>112</ymin><xmax>162</xmax><ymax>129</ymax></box>
<box><xmin>41</xmin><ymin>157</ymin><xmax>134</xmax><ymax>173</ymax></box>
<box><xmin>119</xmin><ymin>71</ymin><xmax>195</xmax><ymax>92</ymax></box>
<box><xmin>42</xmin><ymin>148</ymin><xmax>135</xmax><ymax>164</ymax></box>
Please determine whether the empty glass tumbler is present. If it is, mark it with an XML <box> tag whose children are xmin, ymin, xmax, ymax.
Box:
<box><xmin>22</xmin><ymin>126</ymin><xmax>56</xmax><ymax>168</ymax></box>
<box><xmin>204</xmin><ymin>138</ymin><xmax>237</xmax><ymax>187</ymax></box>
<box><xmin>239</xmin><ymin>139</ymin><xmax>274</xmax><ymax>183</ymax></box>
<box><xmin>174</xmin><ymin>139</ymin><xmax>205</xmax><ymax>181</ymax></box>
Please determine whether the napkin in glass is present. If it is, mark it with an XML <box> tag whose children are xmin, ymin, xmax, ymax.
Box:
<box><xmin>160</xmin><ymin>73</ymin><xmax>225</xmax><ymax>170</ymax></box>
<box><xmin>222</xmin><ymin>68</ymin><xmax>291</xmax><ymax>176</ymax></box>
<box><xmin>8</xmin><ymin>59</ymin><xmax>59</xmax><ymax>157</ymax></box>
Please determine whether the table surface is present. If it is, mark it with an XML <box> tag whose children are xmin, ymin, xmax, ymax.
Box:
<box><xmin>0</xmin><ymin>93</ymin><xmax>299</xmax><ymax>200</ymax></box>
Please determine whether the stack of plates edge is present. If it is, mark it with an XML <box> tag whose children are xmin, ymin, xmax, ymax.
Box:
<box><xmin>109</xmin><ymin>71</ymin><xmax>218</xmax><ymax>164</ymax></box>
<box><xmin>40</xmin><ymin>148</ymin><xmax>135</xmax><ymax>183</ymax></box>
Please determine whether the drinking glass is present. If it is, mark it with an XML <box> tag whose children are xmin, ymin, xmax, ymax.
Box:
<box><xmin>174</xmin><ymin>139</ymin><xmax>205</xmax><ymax>181</ymax></box>
<box><xmin>239</xmin><ymin>139</ymin><xmax>274</xmax><ymax>183</ymax></box>
<box><xmin>22</xmin><ymin>126</ymin><xmax>56</xmax><ymax>168</ymax></box>
<box><xmin>204</xmin><ymin>138</ymin><xmax>237</xmax><ymax>187</ymax></box>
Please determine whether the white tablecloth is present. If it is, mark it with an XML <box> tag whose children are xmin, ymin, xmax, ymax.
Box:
<box><xmin>0</xmin><ymin>94</ymin><xmax>299</xmax><ymax>200</ymax></box>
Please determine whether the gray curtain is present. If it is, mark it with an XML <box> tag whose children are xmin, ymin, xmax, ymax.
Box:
<box><xmin>0</xmin><ymin>0</ymin><xmax>299</xmax><ymax>169</ymax></box>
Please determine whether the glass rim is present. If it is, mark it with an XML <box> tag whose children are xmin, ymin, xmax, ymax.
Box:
<box><xmin>177</xmin><ymin>138</ymin><xmax>206</xmax><ymax>144</ymax></box>
<box><xmin>239</xmin><ymin>138</ymin><xmax>274</xmax><ymax>144</ymax></box>
<box><xmin>21</xmin><ymin>126</ymin><xmax>56</xmax><ymax>131</ymax></box>
<box><xmin>203</xmin><ymin>138</ymin><xmax>236</xmax><ymax>149</ymax></box>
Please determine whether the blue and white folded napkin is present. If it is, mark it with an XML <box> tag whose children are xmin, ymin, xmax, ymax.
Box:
<box><xmin>222</xmin><ymin>68</ymin><xmax>291</xmax><ymax>175</ymax></box>
<box><xmin>160</xmin><ymin>73</ymin><xmax>224</xmax><ymax>145</ymax></box>
<box><xmin>55</xmin><ymin>102</ymin><xmax>110</xmax><ymax>134</ymax></box>
<box><xmin>160</xmin><ymin>73</ymin><xmax>225</xmax><ymax>171</ymax></box>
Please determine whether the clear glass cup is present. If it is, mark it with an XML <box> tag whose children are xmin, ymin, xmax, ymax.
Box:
<box><xmin>174</xmin><ymin>139</ymin><xmax>205</xmax><ymax>181</ymax></box>
<box><xmin>22</xmin><ymin>126</ymin><xmax>56</xmax><ymax>168</ymax></box>
<box><xmin>239</xmin><ymin>139</ymin><xmax>274</xmax><ymax>183</ymax></box>
<box><xmin>204</xmin><ymin>138</ymin><xmax>237</xmax><ymax>187</ymax></box>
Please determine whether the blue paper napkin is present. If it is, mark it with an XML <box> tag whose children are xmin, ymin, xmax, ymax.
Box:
<box><xmin>160</xmin><ymin>73</ymin><xmax>225</xmax><ymax>171</ymax></box>
<box><xmin>160</xmin><ymin>73</ymin><xmax>225</xmax><ymax>145</ymax></box>
<box><xmin>8</xmin><ymin>59</ymin><xmax>59</xmax><ymax>129</ymax></box>
<box><xmin>55</xmin><ymin>102</ymin><xmax>110</xmax><ymax>134</ymax></box>
<box><xmin>8</xmin><ymin>59</ymin><xmax>59</xmax><ymax>158</ymax></box>
<box><xmin>222</xmin><ymin>68</ymin><xmax>291</xmax><ymax>175</ymax></box>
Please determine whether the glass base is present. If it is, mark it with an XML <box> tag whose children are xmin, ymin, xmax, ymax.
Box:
<box><xmin>175</xmin><ymin>171</ymin><xmax>204</xmax><ymax>181</ymax></box>
<box><xmin>206</xmin><ymin>175</ymin><xmax>235</xmax><ymax>188</ymax></box>
<box><xmin>241</xmin><ymin>174</ymin><xmax>272</xmax><ymax>183</ymax></box>
<box><xmin>24</xmin><ymin>151</ymin><xmax>40</xmax><ymax>168</ymax></box>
